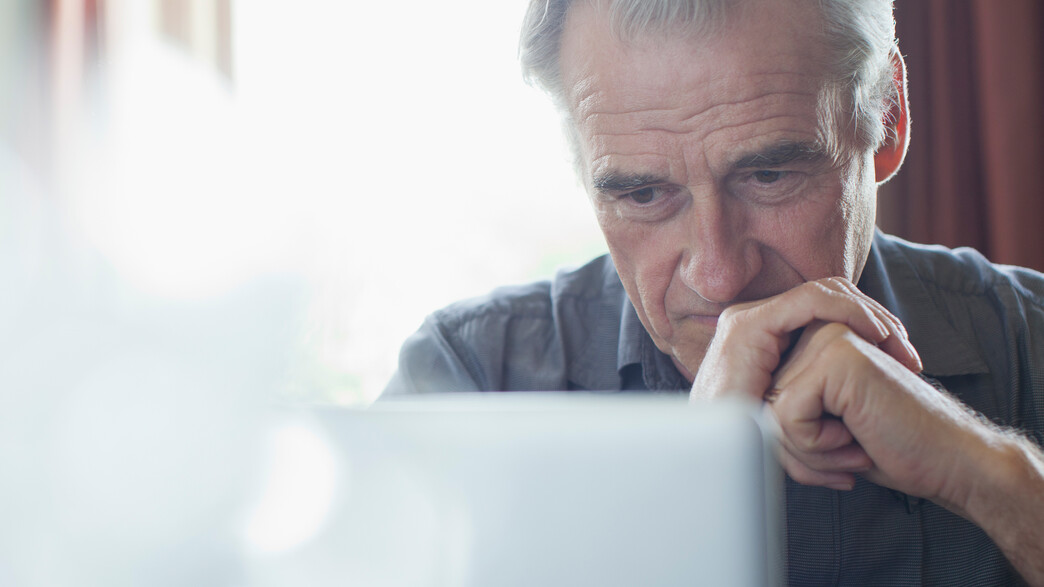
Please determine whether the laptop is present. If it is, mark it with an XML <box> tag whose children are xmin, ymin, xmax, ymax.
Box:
<box><xmin>241</xmin><ymin>393</ymin><xmax>783</xmax><ymax>586</ymax></box>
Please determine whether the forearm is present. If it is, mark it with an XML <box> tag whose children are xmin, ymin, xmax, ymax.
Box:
<box><xmin>955</xmin><ymin>431</ymin><xmax>1044</xmax><ymax>586</ymax></box>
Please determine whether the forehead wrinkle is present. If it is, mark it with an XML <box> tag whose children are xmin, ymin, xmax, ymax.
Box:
<box><xmin>668</xmin><ymin>68</ymin><xmax>823</xmax><ymax>123</ymax></box>
<box><xmin>579</xmin><ymin>86</ymin><xmax>819</xmax><ymax>143</ymax></box>
<box><xmin>698</xmin><ymin>114</ymin><xmax>819</xmax><ymax>142</ymax></box>
<box><xmin>577</xmin><ymin>63</ymin><xmax>822</xmax><ymax>118</ymax></box>
<box><xmin>578</xmin><ymin>107</ymin><xmax>683</xmax><ymax>133</ymax></box>
<box><xmin>570</xmin><ymin>75</ymin><xmax>602</xmax><ymax>116</ymax></box>
<box><xmin>679</xmin><ymin>89</ymin><xmax>820</xmax><ymax>126</ymax></box>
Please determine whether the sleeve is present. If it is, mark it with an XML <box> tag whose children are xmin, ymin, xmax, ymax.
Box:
<box><xmin>381</xmin><ymin>314</ymin><xmax>483</xmax><ymax>396</ymax></box>
<box><xmin>1013</xmin><ymin>271</ymin><xmax>1044</xmax><ymax>448</ymax></box>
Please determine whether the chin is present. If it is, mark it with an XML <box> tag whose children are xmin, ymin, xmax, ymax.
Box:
<box><xmin>667</xmin><ymin>342</ymin><xmax>710</xmax><ymax>381</ymax></box>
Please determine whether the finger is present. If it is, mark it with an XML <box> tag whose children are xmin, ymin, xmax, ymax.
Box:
<box><xmin>780</xmin><ymin>439</ymin><xmax>873</xmax><ymax>473</ymax></box>
<box><xmin>771</xmin><ymin>388</ymin><xmax>873</xmax><ymax>470</ymax></box>
<box><xmin>782</xmin><ymin>411</ymin><xmax>856</xmax><ymax>454</ymax></box>
<box><xmin>876</xmin><ymin>331</ymin><xmax>923</xmax><ymax>373</ymax></box>
<box><xmin>742</xmin><ymin>280</ymin><xmax>891</xmax><ymax>349</ymax></box>
<box><xmin>777</xmin><ymin>447</ymin><xmax>857</xmax><ymax>491</ymax></box>
<box><xmin>696</xmin><ymin>279</ymin><xmax>912</xmax><ymax>402</ymax></box>
<box><xmin>821</xmin><ymin>278</ymin><xmax>922</xmax><ymax>372</ymax></box>
<box><xmin>691</xmin><ymin>318</ymin><xmax>799</xmax><ymax>402</ymax></box>
<box><xmin>767</xmin><ymin>324</ymin><xmax>825</xmax><ymax>399</ymax></box>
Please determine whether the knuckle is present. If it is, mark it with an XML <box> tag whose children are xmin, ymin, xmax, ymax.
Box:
<box><xmin>805</xmin><ymin>280</ymin><xmax>834</xmax><ymax>296</ymax></box>
<box><xmin>820</xmin><ymin>276</ymin><xmax>845</xmax><ymax>289</ymax></box>
<box><xmin>830</xmin><ymin>276</ymin><xmax>857</xmax><ymax>291</ymax></box>
<box><xmin>806</xmin><ymin>277</ymin><xmax>864</xmax><ymax>307</ymax></box>
<box><xmin>807</xmin><ymin>280</ymin><xmax>852</xmax><ymax>305</ymax></box>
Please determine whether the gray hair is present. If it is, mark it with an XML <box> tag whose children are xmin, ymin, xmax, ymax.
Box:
<box><xmin>519</xmin><ymin>0</ymin><xmax>900</xmax><ymax>164</ymax></box>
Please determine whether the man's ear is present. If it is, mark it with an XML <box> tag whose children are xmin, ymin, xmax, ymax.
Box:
<box><xmin>874</xmin><ymin>50</ymin><xmax>910</xmax><ymax>183</ymax></box>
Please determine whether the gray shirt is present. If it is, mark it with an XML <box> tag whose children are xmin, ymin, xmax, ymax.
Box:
<box><xmin>385</xmin><ymin>231</ymin><xmax>1044</xmax><ymax>585</ymax></box>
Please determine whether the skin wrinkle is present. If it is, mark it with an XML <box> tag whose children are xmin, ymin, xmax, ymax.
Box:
<box><xmin>579</xmin><ymin>89</ymin><xmax>818</xmax><ymax>129</ymax></box>
<box><xmin>568</xmin><ymin>39</ymin><xmax>851</xmax><ymax>169</ymax></box>
<box><xmin>580</xmin><ymin>91</ymin><xmax>820</xmax><ymax>134</ymax></box>
<box><xmin>633</xmin><ymin>113</ymin><xmax>822</xmax><ymax>140</ymax></box>
<box><xmin>678</xmin><ymin>89</ymin><xmax>822</xmax><ymax>125</ymax></box>
<box><xmin>569</xmin><ymin>52</ymin><xmax>822</xmax><ymax>111</ymax></box>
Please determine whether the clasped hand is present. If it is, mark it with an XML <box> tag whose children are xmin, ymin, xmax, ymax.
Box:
<box><xmin>689</xmin><ymin>277</ymin><xmax>985</xmax><ymax>511</ymax></box>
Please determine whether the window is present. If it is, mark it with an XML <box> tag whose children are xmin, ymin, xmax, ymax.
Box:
<box><xmin>11</xmin><ymin>0</ymin><xmax>605</xmax><ymax>404</ymax></box>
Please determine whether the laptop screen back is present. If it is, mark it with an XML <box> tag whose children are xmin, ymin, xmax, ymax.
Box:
<box><xmin>243</xmin><ymin>394</ymin><xmax>783</xmax><ymax>587</ymax></box>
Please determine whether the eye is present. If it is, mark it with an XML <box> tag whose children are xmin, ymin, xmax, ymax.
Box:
<box><xmin>607</xmin><ymin>185</ymin><xmax>686</xmax><ymax>222</ymax></box>
<box><xmin>626</xmin><ymin>187</ymin><xmax>657</xmax><ymax>204</ymax></box>
<box><xmin>727</xmin><ymin>169</ymin><xmax>805</xmax><ymax>204</ymax></box>
<box><xmin>752</xmin><ymin>170</ymin><xmax>783</xmax><ymax>183</ymax></box>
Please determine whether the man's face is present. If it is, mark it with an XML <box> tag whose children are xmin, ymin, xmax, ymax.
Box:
<box><xmin>558</xmin><ymin>0</ymin><xmax>879</xmax><ymax>379</ymax></box>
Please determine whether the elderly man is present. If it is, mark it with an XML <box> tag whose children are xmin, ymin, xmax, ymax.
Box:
<box><xmin>385</xmin><ymin>0</ymin><xmax>1044</xmax><ymax>583</ymax></box>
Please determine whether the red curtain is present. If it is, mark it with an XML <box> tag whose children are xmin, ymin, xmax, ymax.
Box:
<box><xmin>878</xmin><ymin>0</ymin><xmax>1044</xmax><ymax>272</ymax></box>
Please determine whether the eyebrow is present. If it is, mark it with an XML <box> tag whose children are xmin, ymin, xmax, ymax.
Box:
<box><xmin>731</xmin><ymin>141</ymin><xmax>826</xmax><ymax>169</ymax></box>
<box><xmin>591</xmin><ymin>141</ymin><xmax>828</xmax><ymax>192</ymax></box>
<box><xmin>591</xmin><ymin>172</ymin><xmax>668</xmax><ymax>193</ymax></box>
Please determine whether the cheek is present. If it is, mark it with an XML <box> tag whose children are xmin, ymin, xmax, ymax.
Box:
<box><xmin>598</xmin><ymin>214</ymin><xmax>681</xmax><ymax>337</ymax></box>
<box><xmin>768</xmin><ymin>211</ymin><xmax>846</xmax><ymax>279</ymax></box>
<box><xmin>758</xmin><ymin>176</ymin><xmax>864</xmax><ymax>281</ymax></box>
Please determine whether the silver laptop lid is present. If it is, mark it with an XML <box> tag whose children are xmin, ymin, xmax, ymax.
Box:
<box><xmin>243</xmin><ymin>393</ymin><xmax>783</xmax><ymax>587</ymax></box>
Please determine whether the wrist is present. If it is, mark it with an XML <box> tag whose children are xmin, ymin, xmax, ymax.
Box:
<box><xmin>956</xmin><ymin>435</ymin><xmax>1044</xmax><ymax>584</ymax></box>
<box><xmin>949</xmin><ymin>431</ymin><xmax>1044</xmax><ymax>535</ymax></box>
<box><xmin>931</xmin><ymin>423</ymin><xmax>1018</xmax><ymax>517</ymax></box>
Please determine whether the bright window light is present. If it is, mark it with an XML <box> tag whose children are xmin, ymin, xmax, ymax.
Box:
<box><xmin>231</xmin><ymin>1</ymin><xmax>607</xmax><ymax>402</ymax></box>
<box><xmin>50</xmin><ymin>1</ymin><xmax>607</xmax><ymax>405</ymax></box>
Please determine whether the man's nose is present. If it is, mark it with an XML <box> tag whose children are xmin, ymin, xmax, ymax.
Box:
<box><xmin>676</xmin><ymin>197</ymin><xmax>761</xmax><ymax>304</ymax></box>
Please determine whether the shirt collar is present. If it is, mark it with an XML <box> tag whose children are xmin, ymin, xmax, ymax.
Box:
<box><xmin>560</xmin><ymin>255</ymin><xmax>640</xmax><ymax>391</ymax></box>
<box><xmin>618</xmin><ymin>290</ymin><xmax>689</xmax><ymax>390</ymax></box>
<box><xmin>618</xmin><ymin>297</ymin><xmax>645</xmax><ymax>373</ymax></box>
<box><xmin>561</xmin><ymin>255</ymin><xmax>686</xmax><ymax>391</ymax></box>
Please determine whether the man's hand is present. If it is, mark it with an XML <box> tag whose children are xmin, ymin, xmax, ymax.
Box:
<box><xmin>769</xmin><ymin>320</ymin><xmax>1044</xmax><ymax>586</ymax></box>
<box><xmin>768</xmin><ymin>320</ymin><xmax>982</xmax><ymax>499</ymax></box>
<box><xmin>688</xmin><ymin>276</ymin><xmax>1044</xmax><ymax>585</ymax></box>
<box><xmin>689</xmin><ymin>277</ymin><xmax>921</xmax><ymax>406</ymax></box>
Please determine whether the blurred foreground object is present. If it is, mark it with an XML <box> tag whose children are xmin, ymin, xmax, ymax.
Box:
<box><xmin>241</xmin><ymin>394</ymin><xmax>783</xmax><ymax>587</ymax></box>
<box><xmin>1</xmin><ymin>2</ymin><xmax>300</xmax><ymax>584</ymax></box>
